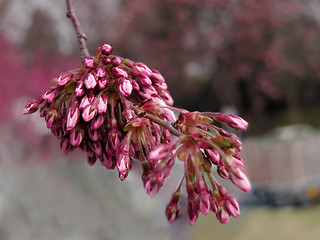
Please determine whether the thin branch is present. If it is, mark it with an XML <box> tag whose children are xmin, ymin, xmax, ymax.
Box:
<box><xmin>130</xmin><ymin>104</ymin><xmax>183</xmax><ymax>137</ymax></box>
<box><xmin>66</xmin><ymin>0</ymin><xmax>90</xmax><ymax>62</ymax></box>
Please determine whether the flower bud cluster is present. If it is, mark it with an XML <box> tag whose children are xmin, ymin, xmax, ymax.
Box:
<box><xmin>148</xmin><ymin>109</ymin><xmax>250</xmax><ymax>224</ymax></box>
<box><xmin>23</xmin><ymin>43</ymin><xmax>175</xmax><ymax>180</ymax></box>
<box><xmin>23</xmin><ymin>43</ymin><xmax>250</xmax><ymax>225</ymax></box>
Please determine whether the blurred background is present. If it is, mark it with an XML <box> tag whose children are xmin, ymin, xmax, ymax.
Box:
<box><xmin>1</xmin><ymin>0</ymin><xmax>320</xmax><ymax>239</ymax></box>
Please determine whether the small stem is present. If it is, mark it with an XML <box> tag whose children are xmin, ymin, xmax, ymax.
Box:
<box><xmin>66</xmin><ymin>0</ymin><xmax>90</xmax><ymax>62</ymax></box>
<box><xmin>130</xmin><ymin>103</ymin><xmax>183</xmax><ymax>137</ymax></box>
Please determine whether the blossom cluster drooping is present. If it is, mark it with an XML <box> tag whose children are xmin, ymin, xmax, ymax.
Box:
<box><xmin>23</xmin><ymin>43</ymin><xmax>250</xmax><ymax>225</ymax></box>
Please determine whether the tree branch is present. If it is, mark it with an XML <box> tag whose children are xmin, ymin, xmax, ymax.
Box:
<box><xmin>130</xmin><ymin>104</ymin><xmax>183</xmax><ymax>137</ymax></box>
<box><xmin>66</xmin><ymin>0</ymin><xmax>90</xmax><ymax>62</ymax></box>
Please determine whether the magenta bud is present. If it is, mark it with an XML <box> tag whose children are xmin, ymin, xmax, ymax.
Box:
<box><xmin>205</xmin><ymin>149</ymin><xmax>220</xmax><ymax>165</ymax></box>
<box><xmin>60</xmin><ymin>138</ymin><xmax>72</xmax><ymax>154</ymax></box>
<box><xmin>137</xmin><ymin>75</ymin><xmax>152</xmax><ymax>87</ymax></box>
<box><xmin>98</xmin><ymin>77</ymin><xmax>108</xmax><ymax>89</ymax></box>
<box><xmin>230</xmin><ymin>169</ymin><xmax>251</xmax><ymax>192</ymax></box>
<box><xmin>57</xmin><ymin>72</ymin><xmax>71</xmax><ymax>86</ymax></box>
<box><xmin>23</xmin><ymin>97</ymin><xmax>43</xmax><ymax>115</ymax></box>
<box><xmin>131</xmin><ymin>79</ymin><xmax>140</xmax><ymax>91</ymax></box>
<box><xmin>84</xmin><ymin>56</ymin><xmax>96</xmax><ymax>69</ymax></box>
<box><xmin>101</xmin><ymin>44</ymin><xmax>113</xmax><ymax>55</ymax></box>
<box><xmin>102</xmin><ymin>56</ymin><xmax>112</xmax><ymax>65</ymax></box>
<box><xmin>84</xmin><ymin>72</ymin><xmax>97</xmax><ymax>89</ymax></box>
<box><xmin>96</xmin><ymin>67</ymin><xmax>107</xmax><ymax>78</ymax></box>
<box><xmin>111</xmin><ymin>67</ymin><xmax>128</xmax><ymax>78</ymax></box>
<box><xmin>111</xmin><ymin>56</ymin><xmax>122</xmax><ymax>66</ymax></box>
<box><xmin>217</xmin><ymin>166</ymin><xmax>230</xmax><ymax>179</ymax></box>
<box><xmin>216</xmin><ymin>208</ymin><xmax>230</xmax><ymax>224</ymax></box>
<box><xmin>224</xmin><ymin>197</ymin><xmax>240</xmax><ymax>218</ymax></box>
<box><xmin>226</xmin><ymin>114</ymin><xmax>248</xmax><ymax>130</ymax></box>
<box><xmin>151</xmin><ymin>69</ymin><xmax>165</xmax><ymax>83</ymax></box>
<box><xmin>97</xmin><ymin>94</ymin><xmax>108</xmax><ymax>114</ymax></box>
<box><xmin>66</xmin><ymin>100</ymin><xmax>80</xmax><ymax>131</ymax></box>
<box><xmin>42</xmin><ymin>88</ymin><xmax>58</xmax><ymax>103</ymax></box>
<box><xmin>199</xmin><ymin>193</ymin><xmax>211</xmax><ymax>216</ymax></box>
<box><xmin>88</xmin><ymin>129</ymin><xmax>100</xmax><ymax>141</ymax></box>
<box><xmin>158</xmin><ymin>89</ymin><xmax>174</xmax><ymax>106</ymax></box>
<box><xmin>92</xmin><ymin>141</ymin><xmax>102</xmax><ymax>156</ymax></box>
<box><xmin>69</xmin><ymin>128</ymin><xmax>84</xmax><ymax>146</ymax></box>
<box><xmin>91</xmin><ymin>115</ymin><xmax>104</xmax><ymax>129</ymax></box>
<box><xmin>134</xmin><ymin>63</ymin><xmax>152</xmax><ymax>77</ymax></box>
<box><xmin>118</xmin><ymin>78</ymin><xmax>132</xmax><ymax>97</ymax></box>
<box><xmin>45</xmin><ymin>108</ymin><xmax>58</xmax><ymax>128</ymax></box>
<box><xmin>82</xmin><ymin>104</ymin><xmax>97</xmax><ymax>122</ymax></box>
<box><xmin>75</xmin><ymin>81</ymin><xmax>85</xmax><ymax>96</ymax></box>
<box><xmin>187</xmin><ymin>199</ymin><xmax>199</xmax><ymax>225</ymax></box>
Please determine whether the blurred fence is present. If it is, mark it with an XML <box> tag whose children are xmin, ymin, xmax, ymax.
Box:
<box><xmin>241</xmin><ymin>125</ymin><xmax>320</xmax><ymax>205</ymax></box>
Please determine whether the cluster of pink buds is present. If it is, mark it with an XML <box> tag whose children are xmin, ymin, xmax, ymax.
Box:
<box><xmin>23</xmin><ymin>43</ymin><xmax>250</xmax><ymax>225</ymax></box>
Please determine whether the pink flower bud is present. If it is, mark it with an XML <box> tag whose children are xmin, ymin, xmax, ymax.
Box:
<box><xmin>217</xmin><ymin>166</ymin><xmax>230</xmax><ymax>179</ymax></box>
<box><xmin>45</xmin><ymin>108</ymin><xmax>57</xmax><ymax>128</ymax></box>
<box><xmin>137</xmin><ymin>75</ymin><xmax>152</xmax><ymax>86</ymax></box>
<box><xmin>111</xmin><ymin>67</ymin><xmax>128</xmax><ymax>78</ymax></box>
<box><xmin>75</xmin><ymin>81</ymin><xmax>85</xmax><ymax>96</ymax></box>
<box><xmin>230</xmin><ymin>168</ymin><xmax>251</xmax><ymax>192</ymax></box>
<box><xmin>70</xmin><ymin>128</ymin><xmax>84</xmax><ymax>146</ymax></box>
<box><xmin>88</xmin><ymin>129</ymin><xmax>100</xmax><ymax>141</ymax></box>
<box><xmin>82</xmin><ymin>104</ymin><xmax>97</xmax><ymax>122</ymax></box>
<box><xmin>42</xmin><ymin>88</ymin><xmax>58</xmax><ymax>103</ymax></box>
<box><xmin>216</xmin><ymin>208</ymin><xmax>230</xmax><ymax>224</ymax></box>
<box><xmin>108</xmin><ymin>128</ymin><xmax>121</xmax><ymax>152</ymax></box>
<box><xmin>144</xmin><ymin>177</ymin><xmax>161</xmax><ymax>196</ymax></box>
<box><xmin>151</xmin><ymin>69</ymin><xmax>165</xmax><ymax>83</ymax></box>
<box><xmin>60</xmin><ymin>138</ymin><xmax>73</xmax><ymax>154</ymax></box>
<box><xmin>91</xmin><ymin>141</ymin><xmax>102</xmax><ymax>156</ymax></box>
<box><xmin>84</xmin><ymin>72</ymin><xmax>97</xmax><ymax>89</ymax></box>
<box><xmin>57</xmin><ymin>73</ymin><xmax>71</xmax><ymax>86</ymax></box>
<box><xmin>66</xmin><ymin>100</ymin><xmax>80</xmax><ymax>131</ymax></box>
<box><xmin>97</xmin><ymin>94</ymin><xmax>108</xmax><ymax>114</ymax></box>
<box><xmin>101</xmin><ymin>44</ymin><xmax>113</xmax><ymax>55</ymax></box>
<box><xmin>112</xmin><ymin>56</ymin><xmax>121</xmax><ymax>66</ymax></box>
<box><xmin>91</xmin><ymin>115</ymin><xmax>104</xmax><ymax>129</ymax></box>
<box><xmin>98</xmin><ymin>77</ymin><xmax>108</xmax><ymax>89</ymax></box>
<box><xmin>199</xmin><ymin>193</ymin><xmax>211</xmax><ymax>216</ymax></box>
<box><xmin>187</xmin><ymin>198</ymin><xmax>199</xmax><ymax>225</ymax></box>
<box><xmin>131</xmin><ymin>79</ymin><xmax>140</xmax><ymax>91</ymax></box>
<box><xmin>226</xmin><ymin>114</ymin><xmax>248</xmax><ymax>130</ymax></box>
<box><xmin>205</xmin><ymin>149</ymin><xmax>220</xmax><ymax>165</ymax></box>
<box><xmin>135</xmin><ymin>62</ymin><xmax>153</xmax><ymax>77</ymax></box>
<box><xmin>166</xmin><ymin>202</ymin><xmax>179</xmax><ymax>223</ymax></box>
<box><xmin>158</xmin><ymin>89</ymin><xmax>174</xmax><ymax>106</ymax></box>
<box><xmin>84</xmin><ymin>56</ymin><xmax>96</xmax><ymax>69</ymax></box>
<box><xmin>23</xmin><ymin>97</ymin><xmax>43</xmax><ymax>115</ymax></box>
<box><xmin>117</xmin><ymin>140</ymin><xmax>130</xmax><ymax>181</ymax></box>
<box><xmin>224</xmin><ymin>197</ymin><xmax>240</xmax><ymax>218</ymax></box>
<box><xmin>148</xmin><ymin>141</ymin><xmax>176</xmax><ymax>161</ymax></box>
<box><xmin>118</xmin><ymin>78</ymin><xmax>132</xmax><ymax>97</ymax></box>
<box><xmin>96</xmin><ymin>67</ymin><xmax>106</xmax><ymax>78</ymax></box>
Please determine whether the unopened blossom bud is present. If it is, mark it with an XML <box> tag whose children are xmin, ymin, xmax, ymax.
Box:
<box><xmin>82</xmin><ymin>104</ymin><xmax>97</xmax><ymax>122</ymax></box>
<box><xmin>57</xmin><ymin>72</ymin><xmax>71</xmax><ymax>86</ymax></box>
<box><xmin>111</xmin><ymin>66</ymin><xmax>128</xmax><ymax>78</ymax></box>
<box><xmin>216</xmin><ymin>208</ymin><xmax>230</xmax><ymax>224</ymax></box>
<box><xmin>108</xmin><ymin>128</ymin><xmax>121</xmax><ymax>152</ymax></box>
<box><xmin>98</xmin><ymin>77</ymin><xmax>108</xmax><ymax>89</ymax></box>
<box><xmin>187</xmin><ymin>198</ymin><xmax>199</xmax><ymax>225</ymax></box>
<box><xmin>84</xmin><ymin>72</ymin><xmax>97</xmax><ymax>89</ymax></box>
<box><xmin>96</xmin><ymin>67</ymin><xmax>106</xmax><ymax>78</ymax></box>
<box><xmin>137</xmin><ymin>75</ymin><xmax>152</xmax><ymax>87</ymax></box>
<box><xmin>101</xmin><ymin>43</ymin><xmax>113</xmax><ymax>55</ymax></box>
<box><xmin>230</xmin><ymin>168</ymin><xmax>251</xmax><ymax>192</ymax></box>
<box><xmin>66</xmin><ymin>100</ymin><xmax>80</xmax><ymax>131</ymax></box>
<box><xmin>217</xmin><ymin>166</ymin><xmax>230</xmax><ymax>179</ymax></box>
<box><xmin>88</xmin><ymin>128</ymin><xmax>100</xmax><ymax>141</ymax></box>
<box><xmin>118</xmin><ymin>78</ymin><xmax>132</xmax><ymax>97</ymax></box>
<box><xmin>117</xmin><ymin>139</ymin><xmax>130</xmax><ymax>181</ymax></box>
<box><xmin>135</xmin><ymin>63</ymin><xmax>153</xmax><ymax>77</ymax></box>
<box><xmin>213</xmin><ymin>113</ymin><xmax>248</xmax><ymax>131</ymax></box>
<box><xmin>158</xmin><ymin>89</ymin><xmax>174</xmax><ymax>106</ymax></box>
<box><xmin>97</xmin><ymin>94</ymin><xmax>108</xmax><ymax>114</ymax></box>
<box><xmin>91</xmin><ymin>141</ymin><xmax>102</xmax><ymax>156</ymax></box>
<box><xmin>144</xmin><ymin>177</ymin><xmax>161</xmax><ymax>196</ymax></box>
<box><xmin>69</xmin><ymin>127</ymin><xmax>84</xmax><ymax>146</ymax></box>
<box><xmin>205</xmin><ymin>149</ymin><xmax>220</xmax><ymax>165</ymax></box>
<box><xmin>42</xmin><ymin>88</ymin><xmax>58</xmax><ymax>103</ymax></box>
<box><xmin>45</xmin><ymin>108</ymin><xmax>58</xmax><ymax>128</ymax></box>
<box><xmin>224</xmin><ymin>196</ymin><xmax>240</xmax><ymax>218</ymax></box>
<box><xmin>111</xmin><ymin>56</ymin><xmax>121</xmax><ymax>66</ymax></box>
<box><xmin>60</xmin><ymin>138</ymin><xmax>73</xmax><ymax>154</ymax></box>
<box><xmin>131</xmin><ymin>79</ymin><xmax>140</xmax><ymax>91</ymax></box>
<box><xmin>151</xmin><ymin>69</ymin><xmax>165</xmax><ymax>83</ymax></box>
<box><xmin>148</xmin><ymin>141</ymin><xmax>176</xmax><ymax>161</ymax></box>
<box><xmin>84</xmin><ymin>56</ymin><xmax>96</xmax><ymax>69</ymax></box>
<box><xmin>75</xmin><ymin>81</ymin><xmax>85</xmax><ymax>96</ymax></box>
<box><xmin>199</xmin><ymin>192</ymin><xmax>211</xmax><ymax>216</ymax></box>
<box><xmin>91</xmin><ymin>115</ymin><xmax>104</xmax><ymax>129</ymax></box>
<box><xmin>23</xmin><ymin>97</ymin><xmax>43</xmax><ymax>115</ymax></box>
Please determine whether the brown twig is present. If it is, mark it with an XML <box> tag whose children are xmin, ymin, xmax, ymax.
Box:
<box><xmin>130</xmin><ymin>103</ymin><xmax>183</xmax><ymax>137</ymax></box>
<box><xmin>66</xmin><ymin>0</ymin><xmax>90</xmax><ymax>62</ymax></box>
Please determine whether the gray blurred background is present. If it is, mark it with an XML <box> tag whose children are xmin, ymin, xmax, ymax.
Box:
<box><xmin>1</xmin><ymin>0</ymin><xmax>320</xmax><ymax>239</ymax></box>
